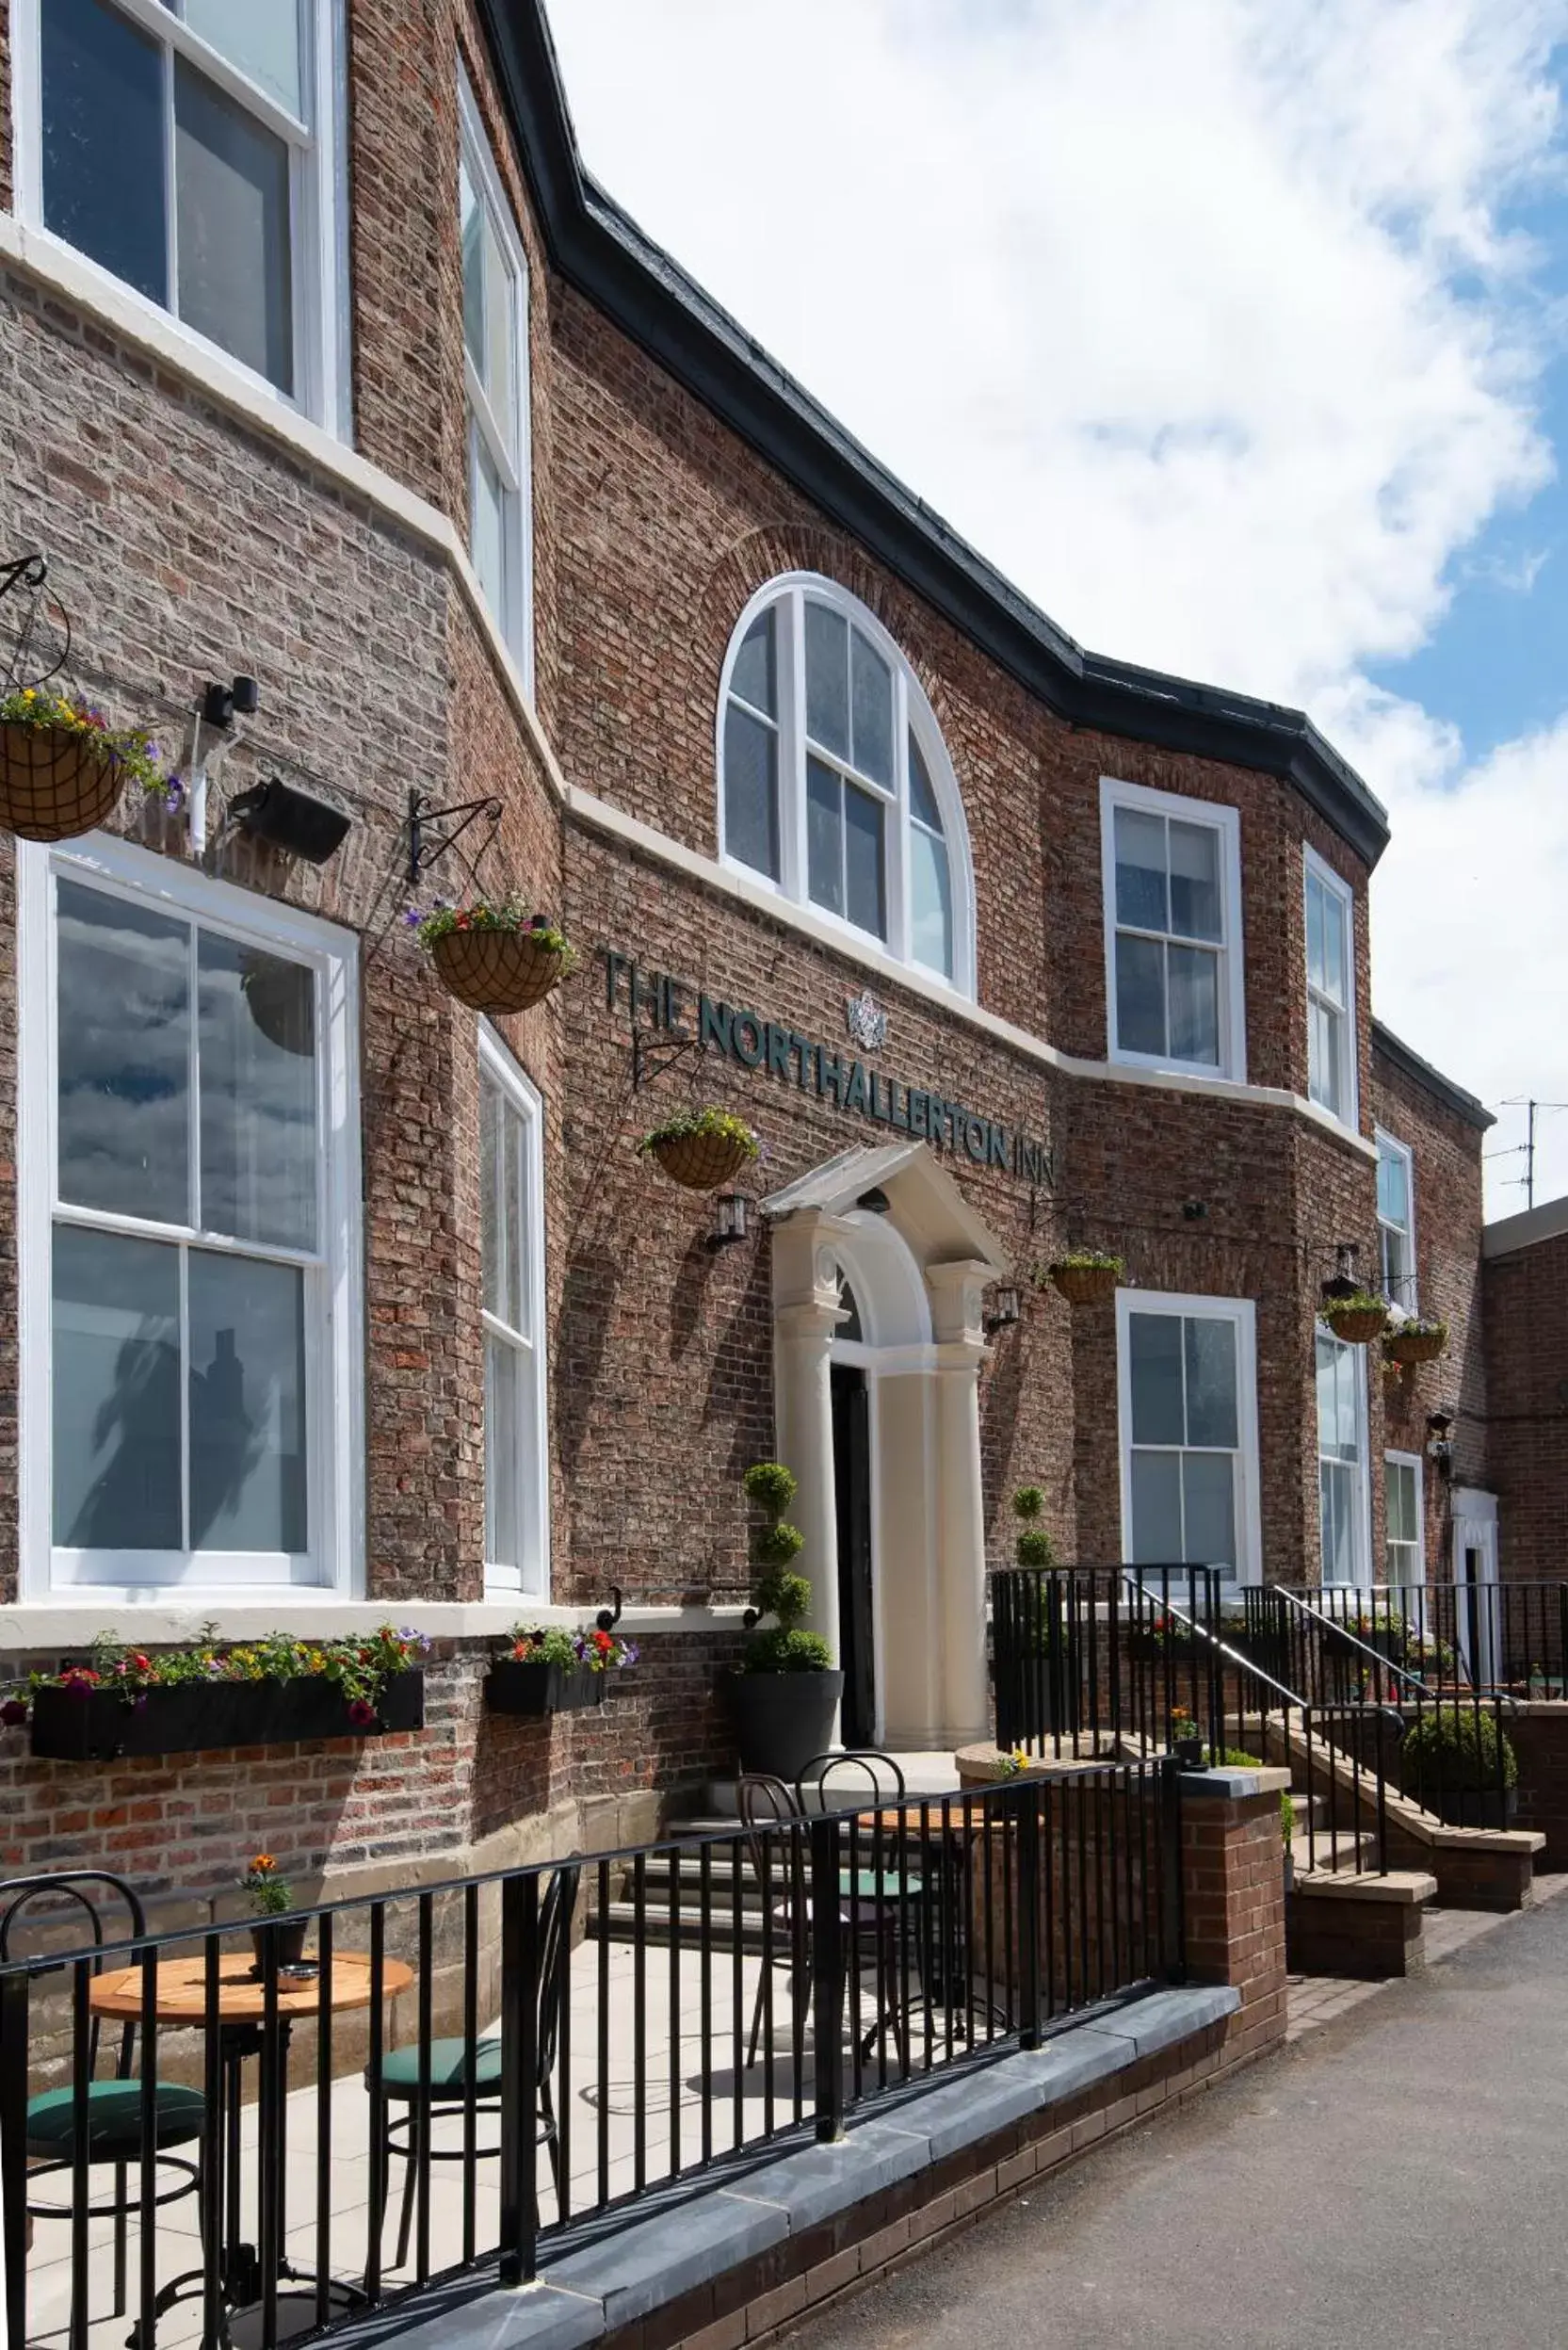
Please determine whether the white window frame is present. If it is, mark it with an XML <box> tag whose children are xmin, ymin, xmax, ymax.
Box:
<box><xmin>8</xmin><ymin>0</ymin><xmax>350</xmax><ymax>435</ymax></box>
<box><xmin>1315</xmin><ymin>1323</ymin><xmax>1369</xmax><ymax>1588</ymax></box>
<box><xmin>458</xmin><ymin>62</ymin><xmax>534</xmax><ymax>694</ymax></box>
<box><xmin>1384</xmin><ymin>1451</ymin><xmax>1426</xmax><ymax>1589</ymax></box>
<box><xmin>16</xmin><ymin>835</ymin><xmax>363</xmax><ymax>1600</ymax></box>
<box><xmin>1375</xmin><ymin>1127</ymin><xmax>1417</xmax><ymax>1315</ymax></box>
<box><xmin>716</xmin><ymin>574</ymin><xmax>977</xmax><ymax>998</ymax></box>
<box><xmin>1303</xmin><ymin>845</ymin><xmax>1358</xmax><ymax>1128</ymax></box>
<box><xmin>478</xmin><ymin>1024</ymin><xmax>549</xmax><ymax>1600</ymax></box>
<box><xmin>1114</xmin><ymin>1288</ymin><xmax>1262</xmax><ymax>1586</ymax></box>
<box><xmin>1099</xmin><ymin>777</ymin><xmax>1247</xmax><ymax>1082</ymax></box>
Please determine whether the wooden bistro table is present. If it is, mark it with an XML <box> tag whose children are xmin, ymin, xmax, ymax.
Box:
<box><xmin>89</xmin><ymin>1948</ymin><xmax>413</xmax><ymax>2339</ymax></box>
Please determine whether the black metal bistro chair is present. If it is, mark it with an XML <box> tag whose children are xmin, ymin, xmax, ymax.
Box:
<box><xmin>0</xmin><ymin>1871</ymin><xmax>207</xmax><ymax>2327</ymax></box>
<box><xmin>368</xmin><ymin>1860</ymin><xmax>581</xmax><ymax>2269</ymax></box>
<box><xmin>737</xmin><ymin>1775</ymin><xmax>912</xmax><ymax>2072</ymax></box>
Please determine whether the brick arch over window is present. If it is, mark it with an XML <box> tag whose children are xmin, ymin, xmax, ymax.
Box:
<box><xmin>715</xmin><ymin>570</ymin><xmax>977</xmax><ymax>995</ymax></box>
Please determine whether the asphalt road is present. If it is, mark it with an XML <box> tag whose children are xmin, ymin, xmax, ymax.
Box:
<box><xmin>782</xmin><ymin>1899</ymin><xmax>1568</xmax><ymax>2350</ymax></box>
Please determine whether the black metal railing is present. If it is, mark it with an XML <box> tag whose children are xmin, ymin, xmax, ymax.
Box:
<box><xmin>1</xmin><ymin>1766</ymin><xmax>1182</xmax><ymax>2350</ymax></box>
<box><xmin>1246</xmin><ymin>1587</ymin><xmax>1522</xmax><ymax>1828</ymax></box>
<box><xmin>992</xmin><ymin>1567</ymin><xmax>1398</xmax><ymax>1874</ymax></box>
<box><xmin>1269</xmin><ymin>1580</ymin><xmax>1568</xmax><ymax>1697</ymax></box>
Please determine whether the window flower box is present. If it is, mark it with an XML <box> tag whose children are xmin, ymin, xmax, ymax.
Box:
<box><xmin>485</xmin><ymin>1623</ymin><xmax>638</xmax><ymax>1717</ymax></box>
<box><xmin>484</xmin><ymin>1661</ymin><xmax>607</xmax><ymax>1718</ymax></box>
<box><xmin>25</xmin><ymin>1670</ymin><xmax>425</xmax><ymax>1762</ymax></box>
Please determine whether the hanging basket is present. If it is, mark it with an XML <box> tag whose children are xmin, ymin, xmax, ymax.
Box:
<box><xmin>430</xmin><ymin>927</ymin><xmax>570</xmax><ymax>1014</ymax></box>
<box><xmin>1322</xmin><ymin>1300</ymin><xmax>1387</xmax><ymax>1346</ymax></box>
<box><xmin>0</xmin><ymin>721</ymin><xmax>126</xmax><ymax>842</ymax></box>
<box><xmin>1383</xmin><ymin>1321</ymin><xmax>1447</xmax><ymax>1369</ymax></box>
<box><xmin>1047</xmin><ymin>1260</ymin><xmax>1122</xmax><ymax>1306</ymax></box>
<box><xmin>648</xmin><ymin>1129</ymin><xmax>756</xmax><ymax>1191</ymax></box>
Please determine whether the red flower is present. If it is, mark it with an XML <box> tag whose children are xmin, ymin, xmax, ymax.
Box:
<box><xmin>130</xmin><ymin>1653</ymin><xmax>152</xmax><ymax>1672</ymax></box>
<box><xmin>593</xmin><ymin>1629</ymin><xmax>613</xmax><ymax>1653</ymax></box>
<box><xmin>348</xmin><ymin>1698</ymin><xmax>377</xmax><ymax>1729</ymax></box>
<box><xmin>0</xmin><ymin>1699</ymin><xmax>27</xmax><ymax>1727</ymax></box>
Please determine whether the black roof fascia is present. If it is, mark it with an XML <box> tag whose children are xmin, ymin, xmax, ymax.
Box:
<box><xmin>477</xmin><ymin>0</ymin><xmax>1391</xmax><ymax>870</ymax></box>
<box><xmin>1371</xmin><ymin>1020</ymin><xmax>1494</xmax><ymax>1132</ymax></box>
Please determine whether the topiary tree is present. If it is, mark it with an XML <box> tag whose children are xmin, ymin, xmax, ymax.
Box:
<box><xmin>1012</xmin><ymin>1484</ymin><xmax>1057</xmax><ymax>1572</ymax></box>
<box><xmin>741</xmin><ymin>1461</ymin><xmax>832</xmax><ymax>1674</ymax></box>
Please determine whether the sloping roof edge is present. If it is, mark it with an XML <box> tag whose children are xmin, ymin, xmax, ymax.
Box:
<box><xmin>1370</xmin><ymin>1019</ymin><xmax>1494</xmax><ymax>1132</ymax></box>
<box><xmin>476</xmin><ymin>0</ymin><xmax>1392</xmax><ymax>868</ymax></box>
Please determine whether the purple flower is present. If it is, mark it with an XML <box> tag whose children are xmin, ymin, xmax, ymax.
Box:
<box><xmin>164</xmin><ymin>777</ymin><xmax>183</xmax><ymax>811</ymax></box>
<box><xmin>621</xmin><ymin>1643</ymin><xmax>640</xmax><ymax>1668</ymax></box>
<box><xmin>133</xmin><ymin>1693</ymin><xmax>150</xmax><ymax>1713</ymax></box>
<box><xmin>0</xmin><ymin>1698</ymin><xmax>27</xmax><ymax>1728</ymax></box>
<box><xmin>403</xmin><ymin>907</ymin><xmax>424</xmax><ymax>928</ymax></box>
<box><xmin>348</xmin><ymin>1697</ymin><xmax>377</xmax><ymax>1729</ymax></box>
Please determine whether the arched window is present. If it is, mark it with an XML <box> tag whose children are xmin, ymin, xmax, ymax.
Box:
<box><xmin>718</xmin><ymin>575</ymin><xmax>975</xmax><ymax>994</ymax></box>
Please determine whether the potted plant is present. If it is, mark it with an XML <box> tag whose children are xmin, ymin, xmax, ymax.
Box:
<box><xmin>0</xmin><ymin>684</ymin><xmax>174</xmax><ymax>842</ymax></box>
<box><xmin>409</xmin><ymin>897</ymin><xmax>576</xmax><ymax>1014</ymax></box>
<box><xmin>1169</xmin><ymin>1706</ymin><xmax>1207</xmax><ymax>1769</ymax></box>
<box><xmin>1383</xmin><ymin>1317</ymin><xmax>1448</xmax><ymax>1369</ymax></box>
<box><xmin>1043</xmin><ymin>1250</ymin><xmax>1123</xmax><ymax>1306</ymax></box>
<box><xmin>1320</xmin><ymin>1289</ymin><xmax>1389</xmax><ymax>1345</ymax></box>
<box><xmin>241</xmin><ymin>1855</ymin><xmax>310</xmax><ymax>1974</ymax></box>
<box><xmin>639</xmin><ymin>1106</ymin><xmax>759</xmax><ymax>1193</ymax></box>
<box><xmin>6</xmin><ymin>1625</ymin><xmax>428</xmax><ymax>1760</ymax></box>
<box><xmin>1218</xmin><ymin>1747</ymin><xmax>1295</xmax><ymax>1883</ymax></box>
<box><xmin>1399</xmin><ymin>1706</ymin><xmax>1519</xmax><ymax>1829</ymax></box>
<box><xmin>734</xmin><ymin>1461</ymin><xmax>842</xmax><ymax>1778</ymax></box>
<box><xmin>999</xmin><ymin>1486</ymin><xmax>1059</xmax><ymax>1741</ymax></box>
<box><xmin>485</xmin><ymin>1622</ymin><xmax>638</xmax><ymax>1717</ymax></box>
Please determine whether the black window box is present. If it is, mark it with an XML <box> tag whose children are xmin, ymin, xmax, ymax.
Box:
<box><xmin>28</xmin><ymin>1670</ymin><xmax>426</xmax><ymax>1761</ymax></box>
<box><xmin>484</xmin><ymin>1661</ymin><xmax>606</xmax><ymax>1718</ymax></box>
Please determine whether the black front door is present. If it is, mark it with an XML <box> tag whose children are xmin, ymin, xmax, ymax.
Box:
<box><xmin>832</xmin><ymin>1364</ymin><xmax>876</xmax><ymax>1747</ymax></box>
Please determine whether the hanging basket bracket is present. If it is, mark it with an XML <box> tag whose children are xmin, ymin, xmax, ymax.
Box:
<box><xmin>406</xmin><ymin>786</ymin><xmax>503</xmax><ymax>886</ymax></box>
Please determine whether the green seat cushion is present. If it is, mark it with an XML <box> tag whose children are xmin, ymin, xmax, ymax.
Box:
<box><xmin>377</xmin><ymin>2037</ymin><xmax>503</xmax><ymax>2099</ymax></box>
<box><xmin>26</xmin><ymin>2080</ymin><xmax>205</xmax><ymax>2161</ymax></box>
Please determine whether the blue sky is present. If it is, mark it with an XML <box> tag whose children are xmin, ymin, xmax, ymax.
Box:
<box><xmin>549</xmin><ymin>0</ymin><xmax>1568</xmax><ymax>1214</ymax></box>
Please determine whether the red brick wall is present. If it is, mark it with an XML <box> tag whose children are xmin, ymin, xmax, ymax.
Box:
<box><xmin>1371</xmin><ymin>1043</ymin><xmax>1490</xmax><ymax>1580</ymax></box>
<box><xmin>1483</xmin><ymin>1224</ymin><xmax>1568</xmax><ymax>1580</ymax></box>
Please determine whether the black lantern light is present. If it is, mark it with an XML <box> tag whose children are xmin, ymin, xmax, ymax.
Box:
<box><xmin>985</xmin><ymin>1282</ymin><xmax>1022</xmax><ymax>1334</ymax></box>
<box><xmin>1425</xmin><ymin>1411</ymin><xmax>1455</xmax><ymax>1476</ymax></box>
<box><xmin>709</xmin><ymin>1192</ymin><xmax>751</xmax><ymax>1248</ymax></box>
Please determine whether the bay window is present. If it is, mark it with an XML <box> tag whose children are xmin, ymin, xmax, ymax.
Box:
<box><xmin>1377</xmin><ymin>1130</ymin><xmax>1416</xmax><ymax>1312</ymax></box>
<box><xmin>18</xmin><ymin>838</ymin><xmax>361</xmax><ymax>1595</ymax></box>
<box><xmin>16</xmin><ymin>0</ymin><xmax>348</xmax><ymax>425</ymax></box>
<box><xmin>479</xmin><ymin>1029</ymin><xmax>548</xmax><ymax>1596</ymax></box>
<box><xmin>1100</xmin><ymin>778</ymin><xmax>1246</xmax><ymax>1079</ymax></box>
<box><xmin>459</xmin><ymin>66</ymin><xmax>533</xmax><ymax>684</ymax></box>
<box><xmin>1316</xmin><ymin>1328</ymin><xmax>1367</xmax><ymax>1586</ymax></box>
<box><xmin>1305</xmin><ymin>849</ymin><xmax>1357</xmax><ymax>1125</ymax></box>
<box><xmin>1117</xmin><ymin>1290</ymin><xmax>1260</xmax><ymax>1583</ymax></box>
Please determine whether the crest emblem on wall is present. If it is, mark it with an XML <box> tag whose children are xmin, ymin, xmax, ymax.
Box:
<box><xmin>845</xmin><ymin>988</ymin><xmax>890</xmax><ymax>1054</ymax></box>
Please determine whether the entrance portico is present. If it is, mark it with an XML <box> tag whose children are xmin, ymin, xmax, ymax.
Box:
<box><xmin>763</xmin><ymin>1142</ymin><xmax>1010</xmax><ymax>1752</ymax></box>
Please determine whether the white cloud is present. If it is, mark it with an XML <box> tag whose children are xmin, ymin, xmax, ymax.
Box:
<box><xmin>546</xmin><ymin>0</ymin><xmax>1568</xmax><ymax>1207</ymax></box>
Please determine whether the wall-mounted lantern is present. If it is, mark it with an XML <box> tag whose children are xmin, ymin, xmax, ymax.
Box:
<box><xmin>1425</xmin><ymin>1411</ymin><xmax>1455</xmax><ymax>1476</ymax></box>
<box><xmin>985</xmin><ymin>1282</ymin><xmax>1022</xmax><ymax>1334</ymax></box>
<box><xmin>709</xmin><ymin>1192</ymin><xmax>752</xmax><ymax>1249</ymax></box>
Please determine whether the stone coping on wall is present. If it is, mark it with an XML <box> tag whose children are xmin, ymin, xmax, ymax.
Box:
<box><xmin>379</xmin><ymin>1985</ymin><xmax>1242</xmax><ymax>2350</ymax></box>
<box><xmin>1293</xmin><ymin>1869</ymin><xmax>1437</xmax><ymax>1905</ymax></box>
<box><xmin>0</xmin><ymin>1602</ymin><xmax>752</xmax><ymax>1658</ymax></box>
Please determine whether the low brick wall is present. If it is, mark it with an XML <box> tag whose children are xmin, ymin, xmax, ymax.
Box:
<box><xmin>1504</xmin><ymin>1705</ymin><xmax>1568</xmax><ymax>1868</ymax></box>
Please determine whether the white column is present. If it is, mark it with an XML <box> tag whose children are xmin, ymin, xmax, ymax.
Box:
<box><xmin>769</xmin><ymin>1210</ymin><xmax>850</xmax><ymax>1673</ymax></box>
<box><xmin>926</xmin><ymin>1261</ymin><xmax>993</xmax><ymax>1747</ymax></box>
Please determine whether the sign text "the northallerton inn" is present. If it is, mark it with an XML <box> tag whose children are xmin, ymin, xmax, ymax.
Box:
<box><xmin>603</xmin><ymin>948</ymin><xmax>1053</xmax><ymax>1186</ymax></box>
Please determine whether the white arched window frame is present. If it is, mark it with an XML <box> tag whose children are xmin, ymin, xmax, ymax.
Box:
<box><xmin>716</xmin><ymin>575</ymin><xmax>977</xmax><ymax>998</ymax></box>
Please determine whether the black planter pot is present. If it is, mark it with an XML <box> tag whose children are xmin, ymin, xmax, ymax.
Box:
<box><xmin>28</xmin><ymin>1670</ymin><xmax>425</xmax><ymax>1762</ymax></box>
<box><xmin>1426</xmin><ymin>1784</ymin><xmax>1518</xmax><ymax>1831</ymax></box>
<box><xmin>734</xmin><ymin>1669</ymin><xmax>845</xmax><ymax>1780</ymax></box>
<box><xmin>484</xmin><ymin>1661</ymin><xmax>607</xmax><ymax>1718</ymax></box>
<box><xmin>1173</xmin><ymin>1736</ymin><xmax>1207</xmax><ymax>1769</ymax></box>
<box><xmin>250</xmin><ymin>1918</ymin><xmax>310</xmax><ymax>1972</ymax></box>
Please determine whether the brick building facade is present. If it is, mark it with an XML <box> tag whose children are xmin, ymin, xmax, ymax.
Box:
<box><xmin>0</xmin><ymin>0</ymin><xmax>1516</xmax><ymax>1900</ymax></box>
